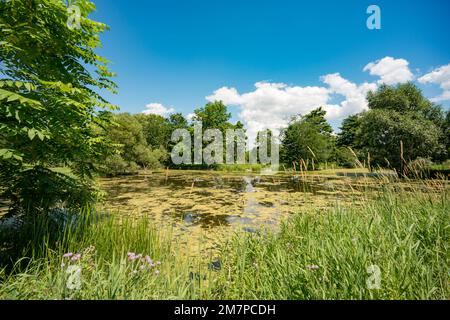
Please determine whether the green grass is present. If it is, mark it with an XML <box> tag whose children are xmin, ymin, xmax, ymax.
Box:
<box><xmin>0</xmin><ymin>183</ymin><xmax>448</xmax><ymax>300</ymax></box>
<box><xmin>215</xmin><ymin>163</ymin><xmax>268</xmax><ymax>172</ymax></box>
<box><xmin>0</xmin><ymin>211</ymin><xmax>213</xmax><ymax>299</ymax></box>
<box><xmin>431</xmin><ymin>160</ymin><xmax>450</xmax><ymax>171</ymax></box>
<box><xmin>216</xmin><ymin>188</ymin><xmax>449</xmax><ymax>299</ymax></box>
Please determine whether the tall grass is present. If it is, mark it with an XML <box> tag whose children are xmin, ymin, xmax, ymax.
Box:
<box><xmin>0</xmin><ymin>211</ymin><xmax>213</xmax><ymax>300</ymax></box>
<box><xmin>0</xmin><ymin>182</ymin><xmax>448</xmax><ymax>300</ymax></box>
<box><xmin>215</xmin><ymin>185</ymin><xmax>449</xmax><ymax>299</ymax></box>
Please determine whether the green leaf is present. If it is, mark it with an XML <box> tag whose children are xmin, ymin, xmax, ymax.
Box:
<box><xmin>28</xmin><ymin>128</ymin><xmax>36</xmax><ymax>141</ymax></box>
<box><xmin>0</xmin><ymin>88</ymin><xmax>42</xmax><ymax>108</ymax></box>
<box><xmin>12</xmin><ymin>154</ymin><xmax>23</xmax><ymax>161</ymax></box>
<box><xmin>0</xmin><ymin>149</ymin><xmax>13</xmax><ymax>160</ymax></box>
<box><xmin>6</xmin><ymin>93</ymin><xmax>19</xmax><ymax>102</ymax></box>
<box><xmin>0</xmin><ymin>149</ymin><xmax>23</xmax><ymax>162</ymax></box>
<box><xmin>36</xmin><ymin>130</ymin><xmax>45</xmax><ymax>141</ymax></box>
<box><xmin>0</xmin><ymin>149</ymin><xmax>9</xmax><ymax>157</ymax></box>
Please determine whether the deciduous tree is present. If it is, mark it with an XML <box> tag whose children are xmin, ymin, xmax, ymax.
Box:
<box><xmin>0</xmin><ymin>0</ymin><xmax>117</xmax><ymax>213</ymax></box>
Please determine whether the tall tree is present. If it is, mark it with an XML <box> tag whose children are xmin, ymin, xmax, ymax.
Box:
<box><xmin>192</xmin><ymin>101</ymin><xmax>234</xmax><ymax>132</ymax></box>
<box><xmin>302</xmin><ymin>107</ymin><xmax>333</xmax><ymax>136</ymax></box>
<box><xmin>191</xmin><ymin>101</ymin><xmax>244</xmax><ymax>165</ymax></box>
<box><xmin>135</xmin><ymin>113</ymin><xmax>171</xmax><ymax>149</ymax></box>
<box><xmin>357</xmin><ymin>83</ymin><xmax>446</xmax><ymax>172</ymax></box>
<box><xmin>336</xmin><ymin>114</ymin><xmax>361</xmax><ymax>148</ymax></box>
<box><xmin>0</xmin><ymin>0</ymin><xmax>117</xmax><ymax>213</ymax></box>
<box><xmin>168</xmin><ymin>113</ymin><xmax>189</xmax><ymax>131</ymax></box>
<box><xmin>281</xmin><ymin>107</ymin><xmax>334</xmax><ymax>168</ymax></box>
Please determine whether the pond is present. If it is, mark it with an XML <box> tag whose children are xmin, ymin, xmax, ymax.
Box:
<box><xmin>98</xmin><ymin>170</ymin><xmax>378</xmax><ymax>256</ymax></box>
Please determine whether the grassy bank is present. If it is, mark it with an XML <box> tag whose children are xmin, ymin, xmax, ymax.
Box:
<box><xmin>217</xmin><ymin>186</ymin><xmax>449</xmax><ymax>299</ymax></box>
<box><xmin>0</xmin><ymin>212</ymin><xmax>212</xmax><ymax>299</ymax></box>
<box><xmin>0</xmin><ymin>182</ymin><xmax>448</xmax><ymax>300</ymax></box>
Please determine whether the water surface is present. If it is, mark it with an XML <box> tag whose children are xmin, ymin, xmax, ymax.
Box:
<box><xmin>98</xmin><ymin>170</ymin><xmax>370</xmax><ymax>255</ymax></box>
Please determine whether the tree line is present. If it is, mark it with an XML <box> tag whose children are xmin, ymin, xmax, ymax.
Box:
<box><xmin>99</xmin><ymin>101</ymin><xmax>242</xmax><ymax>175</ymax></box>
<box><xmin>281</xmin><ymin>82</ymin><xmax>450</xmax><ymax>174</ymax></box>
<box><xmin>104</xmin><ymin>82</ymin><xmax>450</xmax><ymax>176</ymax></box>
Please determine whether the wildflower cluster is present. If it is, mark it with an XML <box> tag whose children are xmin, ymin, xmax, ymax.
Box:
<box><xmin>127</xmin><ymin>252</ymin><xmax>161</xmax><ymax>276</ymax></box>
<box><xmin>61</xmin><ymin>252</ymin><xmax>82</xmax><ymax>268</ymax></box>
<box><xmin>60</xmin><ymin>246</ymin><xmax>96</xmax><ymax>270</ymax></box>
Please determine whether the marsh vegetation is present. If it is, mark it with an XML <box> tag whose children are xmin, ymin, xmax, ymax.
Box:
<box><xmin>0</xmin><ymin>0</ymin><xmax>449</xmax><ymax>300</ymax></box>
<box><xmin>0</xmin><ymin>173</ymin><xmax>448</xmax><ymax>299</ymax></box>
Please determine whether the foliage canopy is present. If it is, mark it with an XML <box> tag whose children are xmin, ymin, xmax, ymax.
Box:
<box><xmin>0</xmin><ymin>0</ymin><xmax>117</xmax><ymax>214</ymax></box>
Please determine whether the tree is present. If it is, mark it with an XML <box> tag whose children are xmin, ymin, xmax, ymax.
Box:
<box><xmin>336</xmin><ymin>114</ymin><xmax>361</xmax><ymax>148</ymax></box>
<box><xmin>367</xmin><ymin>82</ymin><xmax>439</xmax><ymax>116</ymax></box>
<box><xmin>302</xmin><ymin>107</ymin><xmax>333</xmax><ymax>136</ymax></box>
<box><xmin>103</xmin><ymin>113</ymin><xmax>167</xmax><ymax>175</ymax></box>
<box><xmin>168</xmin><ymin>113</ymin><xmax>189</xmax><ymax>131</ymax></box>
<box><xmin>192</xmin><ymin>101</ymin><xmax>234</xmax><ymax>132</ymax></box>
<box><xmin>163</xmin><ymin>112</ymin><xmax>189</xmax><ymax>166</ymax></box>
<box><xmin>445</xmin><ymin>111</ymin><xmax>450</xmax><ymax>156</ymax></box>
<box><xmin>190</xmin><ymin>101</ymin><xmax>245</xmax><ymax>165</ymax></box>
<box><xmin>281</xmin><ymin>107</ymin><xmax>334</xmax><ymax>168</ymax></box>
<box><xmin>357</xmin><ymin>83</ymin><xmax>446</xmax><ymax>172</ymax></box>
<box><xmin>333</xmin><ymin>114</ymin><xmax>363</xmax><ymax>168</ymax></box>
<box><xmin>0</xmin><ymin>0</ymin><xmax>117</xmax><ymax>214</ymax></box>
<box><xmin>135</xmin><ymin>113</ymin><xmax>171</xmax><ymax>149</ymax></box>
<box><xmin>134</xmin><ymin>112</ymin><xmax>192</xmax><ymax>168</ymax></box>
<box><xmin>358</xmin><ymin>109</ymin><xmax>443</xmax><ymax>171</ymax></box>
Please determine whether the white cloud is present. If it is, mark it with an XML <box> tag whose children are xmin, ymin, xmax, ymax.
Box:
<box><xmin>418</xmin><ymin>63</ymin><xmax>450</xmax><ymax>102</ymax></box>
<box><xmin>207</xmin><ymin>82</ymin><xmax>329</xmax><ymax>145</ymax></box>
<box><xmin>205</xmin><ymin>87</ymin><xmax>243</xmax><ymax>105</ymax></box>
<box><xmin>206</xmin><ymin>76</ymin><xmax>376</xmax><ymax>146</ymax></box>
<box><xmin>321</xmin><ymin>73</ymin><xmax>377</xmax><ymax>119</ymax></box>
<box><xmin>363</xmin><ymin>57</ymin><xmax>414</xmax><ymax>85</ymax></box>
<box><xmin>202</xmin><ymin>57</ymin><xmax>450</xmax><ymax>146</ymax></box>
<box><xmin>142</xmin><ymin>103</ymin><xmax>175</xmax><ymax>116</ymax></box>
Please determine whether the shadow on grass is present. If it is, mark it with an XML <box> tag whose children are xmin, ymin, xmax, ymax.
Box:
<box><xmin>0</xmin><ymin>209</ymin><xmax>112</xmax><ymax>275</ymax></box>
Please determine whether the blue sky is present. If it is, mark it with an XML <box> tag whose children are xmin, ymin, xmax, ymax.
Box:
<box><xmin>90</xmin><ymin>0</ymin><xmax>450</xmax><ymax>139</ymax></box>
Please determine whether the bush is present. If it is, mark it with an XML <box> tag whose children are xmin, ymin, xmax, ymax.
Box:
<box><xmin>0</xmin><ymin>165</ymin><xmax>100</xmax><ymax>216</ymax></box>
<box><xmin>333</xmin><ymin>147</ymin><xmax>356</xmax><ymax>168</ymax></box>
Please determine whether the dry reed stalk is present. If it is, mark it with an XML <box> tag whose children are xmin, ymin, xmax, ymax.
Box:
<box><xmin>301</xmin><ymin>159</ymin><xmax>308</xmax><ymax>177</ymax></box>
<box><xmin>299</xmin><ymin>159</ymin><xmax>304</xmax><ymax>178</ymax></box>
<box><xmin>348</xmin><ymin>147</ymin><xmax>364</xmax><ymax>168</ymax></box>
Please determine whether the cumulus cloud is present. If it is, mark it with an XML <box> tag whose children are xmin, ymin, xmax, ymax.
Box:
<box><xmin>418</xmin><ymin>63</ymin><xmax>450</xmax><ymax>102</ymax></box>
<box><xmin>142</xmin><ymin>103</ymin><xmax>175</xmax><ymax>116</ymax></box>
<box><xmin>321</xmin><ymin>73</ymin><xmax>377</xmax><ymax>119</ymax></box>
<box><xmin>206</xmin><ymin>77</ymin><xmax>375</xmax><ymax>146</ymax></box>
<box><xmin>363</xmin><ymin>57</ymin><xmax>414</xmax><ymax>85</ymax></box>
<box><xmin>205</xmin><ymin>57</ymin><xmax>425</xmax><ymax>145</ymax></box>
<box><xmin>205</xmin><ymin>87</ymin><xmax>243</xmax><ymax>105</ymax></box>
<box><xmin>207</xmin><ymin>82</ymin><xmax>330</xmax><ymax>145</ymax></box>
